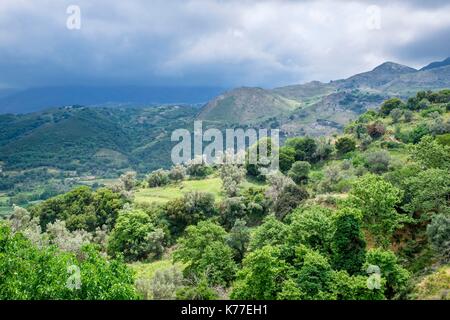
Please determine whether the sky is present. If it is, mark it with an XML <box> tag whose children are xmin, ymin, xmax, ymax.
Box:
<box><xmin>0</xmin><ymin>0</ymin><xmax>449</xmax><ymax>89</ymax></box>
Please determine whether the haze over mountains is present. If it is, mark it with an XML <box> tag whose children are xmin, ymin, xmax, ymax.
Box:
<box><xmin>0</xmin><ymin>86</ymin><xmax>225</xmax><ymax>114</ymax></box>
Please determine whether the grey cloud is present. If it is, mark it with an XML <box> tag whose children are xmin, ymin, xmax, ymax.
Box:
<box><xmin>0</xmin><ymin>0</ymin><xmax>449</xmax><ymax>89</ymax></box>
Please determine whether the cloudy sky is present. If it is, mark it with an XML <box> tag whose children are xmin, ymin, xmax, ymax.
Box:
<box><xmin>0</xmin><ymin>0</ymin><xmax>449</xmax><ymax>89</ymax></box>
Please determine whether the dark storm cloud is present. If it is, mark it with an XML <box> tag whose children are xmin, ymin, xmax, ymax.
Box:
<box><xmin>0</xmin><ymin>0</ymin><xmax>449</xmax><ymax>89</ymax></box>
<box><xmin>389</xmin><ymin>25</ymin><xmax>450</xmax><ymax>66</ymax></box>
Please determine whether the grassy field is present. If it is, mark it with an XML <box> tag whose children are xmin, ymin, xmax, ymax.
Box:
<box><xmin>135</xmin><ymin>177</ymin><xmax>223</xmax><ymax>205</ymax></box>
<box><xmin>135</xmin><ymin>176</ymin><xmax>265</xmax><ymax>205</ymax></box>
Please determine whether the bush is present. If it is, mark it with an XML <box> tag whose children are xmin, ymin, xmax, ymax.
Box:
<box><xmin>366</xmin><ymin>121</ymin><xmax>386</xmax><ymax>139</ymax></box>
<box><xmin>288</xmin><ymin>161</ymin><xmax>311</xmax><ymax>185</ymax></box>
<box><xmin>426</xmin><ymin>214</ymin><xmax>450</xmax><ymax>262</ymax></box>
<box><xmin>218</xmin><ymin>163</ymin><xmax>246</xmax><ymax>197</ymax></box>
<box><xmin>168</xmin><ymin>165</ymin><xmax>186</xmax><ymax>181</ymax></box>
<box><xmin>107</xmin><ymin>209</ymin><xmax>165</xmax><ymax>262</ymax></box>
<box><xmin>364</xmin><ymin>150</ymin><xmax>391</xmax><ymax>174</ymax></box>
<box><xmin>150</xmin><ymin>266</ymin><xmax>184</xmax><ymax>300</ymax></box>
<box><xmin>0</xmin><ymin>223</ymin><xmax>138</xmax><ymax>300</ymax></box>
<box><xmin>174</xmin><ymin>220</ymin><xmax>237</xmax><ymax>287</ymax></box>
<box><xmin>147</xmin><ymin>169</ymin><xmax>170</xmax><ymax>188</ymax></box>
<box><xmin>390</xmin><ymin>108</ymin><xmax>403</xmax><ymax>123</ymax></box>
<box><xmin>364</xmin><ymin>248</ymin><xmax>410</xmax><ymax>299</ymax></box>
<box><xmin>272</xmin><ymin>184</ymin><xmax>309</xmax><ymax>220</ymax></box>
<box><xmin>164</xmin><ymin>192</ymin><xmax>216</xmax><ymax>237</ymax></box>
<box><xmin>186</xmin><ymin>158</ymin><xmax>213</xmax><ymax>178</ymax></box>
<box><xmin>336</xmin><ymin>137</ymin><xmax>356</xmax><ymax>155</ymax></box>
<box><xmin>380</xmin><ymin>98</ymin><xmax>405</xmax><ymax>116</ymax></box>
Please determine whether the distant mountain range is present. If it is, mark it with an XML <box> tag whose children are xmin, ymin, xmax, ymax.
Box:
<box><xmin>0</xmin><ymin>86</ymin><xmax>225</xmax><ymax>114</ymax></box>
<box><xmin>199</xmin><ymin>57</ymin><xmax>450</xmax><ymax>136</ymax></box>
<box><xmin>1</xmin><ymin>57</ymin><xmax>450</xmax><ymax>175</ymax></box>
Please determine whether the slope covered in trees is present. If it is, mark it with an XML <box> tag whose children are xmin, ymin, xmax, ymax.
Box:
<box><xmin>1</xmin><ymin>89</ymin><xmax>449</xmax><ymax>300</ymax></box>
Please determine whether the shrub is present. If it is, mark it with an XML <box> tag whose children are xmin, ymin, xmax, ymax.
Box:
<box><xmin>164</xmin><ymin>192</ymin><xmax>216</xmax><ymax>237</ymax></box>
<box><xmin>288</xmin><ymin>161</ymin><xmax>311</xmax><ymax>185</ymax></box>
<box><xmin>364</xmin><ymin>150</ymin><xmax>391</xmax><ymax>174</ymax></box>
<box><xmin>336</xmin><ymin>137</ymin><xmax>356</xmax><ymax>155</ymax></box>
<box><xmin>218</xmin><ymin>163</ymin><xmax>246</xmax><ymax>197</ymax></box>
<box><xmin>168</xmin><ymin>165</ymin><xmax>186</xmax><ymax>182</ymax></box>
<box><xmin>147</xmin><ymin>169</ymin><xmax>170</xmax><ymax>188</ymax></box>
<box><xmin>380</xmin><ymin>98</ymin><xmax>404</xmax><ymax>116</ymax></box>
<box><xmin>426</xmin><ymin>214</ymin><xmax>450</xmax><ymax>262</ymax></box>
<box><xmin>366</xmin><ymin>121</ymin><xmax>386</xmax><ymax>139</ymax></box>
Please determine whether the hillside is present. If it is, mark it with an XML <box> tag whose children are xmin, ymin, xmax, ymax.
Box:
<box><xmin>3</xmin><ymin>90</ymin><xmax>449</xmax><ymax>300</ymax></box>
<box><xmin>199</xmin><ymin>58</ymin><xmax>450</xmax><ymax>136</ymax></box>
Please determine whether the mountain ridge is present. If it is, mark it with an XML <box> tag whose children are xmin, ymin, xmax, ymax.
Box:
<box><xmin>198</xmin><ymin>58</ymin><xmax>450</xmax><ymax>136</ymax></box>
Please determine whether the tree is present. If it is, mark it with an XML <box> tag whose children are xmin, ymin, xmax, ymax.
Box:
<box><xmin>331</xmin><ymin>208</ymin><xmax>366</xmax><ymax>275</ymax></box>
<box><xmin>336</xmin><ymin>137</ymin><xmax>356</xmax><ymax>155</ymax></box>
<box><xmin>364</xmin><ymin>150</ymin><xmax>391</xmax><ymax>174</ymax></box>
<box><xmin>314</xmin><ymin>138</ymin><xmax>334</xmax><ymax>162</ymax></box>
<box><xmin>331</xmin><ymin>270</ymin><xmax>385</xmax><ymax>300</ymax></box>
<box><xmin>107</xmin><ymin>209</ymin><xmax>165</xmax><ymax>262</ymax></box>
<box><xmin>147</xmin><ymin>169</ymin><xmax>170</xmax><ymax>187</ymax></box>
<box><xmin>241</xmin><ymin>187</ymin><xmax>269</xmax><ymax>226</ymax></box>
<box><xmin>168</xmin><ymin>165</ymin><xmax>186</xmax><ymax>182</ymax></box>
<box><xmin>30</xmin><ymin>186</ymin><xmax>126</xmax><ymax>232</ymax></box>
<box><xmin>279</xmin><ymin>146</ymin><xmax>296</xmax><ymax>173</ymax></box>
<box><xmin>218</xmin><ymin>163</ymin><xmax>246</xmax><ymax>197</ymax></box>
<box><xmin>288</xmin><ymin>205</ymin><xmax>335</xmax><ymax>254</ymax></box>
<box><xmin>426</xmin><ymin>214</ymin><xmax>450</xmax><ymax>262</ymax></box>
<box><xmin>249</xmin><ymin>214</ymin><xmax>289</xmax><ymax>251</ymax></box>
<box><xmin>380</xmin><ymin>98</ymin><xmax>404</xmax><ymax>116</ymax></box>
<box><xmin>231</xmin><ymin>245</ymin><xmax>289</xmax><ymax>300</ymax></box>
<box><xmin>295</xmin><ymin>247</ymin><xmax>334</xmax><ymax>299</ymax></box>
<box><xmin>403</xmin><ymin>169</ymin><xmax>450</xmax><ymax>216</ymax></box>
<box><xmin>119</xmin><ymin>171</ymin><xmax>137</xmax><ymax>191</ymax></box>
<box><xmin>349</xmin><ymin>174</ymin><xmax>407</xmax><ymax>247</ymax></box>
<box><xmin>390</xmin><ymin>108</ymin><xmax>403</xmax><ymax>123</ymax></box>
<box><xmin>164</xmin><ymin>191</ymin><xmax>216</xmax><ymax>237</ymax></box>
<box><xmin>285</xmin><ymin>137</ymin><xmax>317</xmax><ymax>162</ymax></box>
<box><xmin>0</xmin><ymin>223</ymin><xmax>138</xmax><ymax>300</ymax></box>
<box><xmin>365</xmin><ymin>248</ymin><xmax>410</xmax><ymax>299</ymax></box>
<box><xmin>272</xmin><ymin>184</ymin><xmax>309</xmax><ymax>220</ymax></box>
<box><xmin>288</xmin><ymin>161</ymin><xmax>311</xmax><ymax>185</ymax></box>
<box><xmin>410</xmin><ymin>135</ymin><xmax>450</xmax><ymax>170</ymax></box>
<box><xmin>173</xmin><ymin>220</ymin><xmax>237</xmax><ymax>287</ymax></box>
<box><xmin>219</xmin><ymin>197</ymin><xmax>246</xmax><ymax>230</ymax></box>
<box><xmin>227</xmin><ymin>219</ymin><xmax>251</xmax><ymax>262</ymax></box>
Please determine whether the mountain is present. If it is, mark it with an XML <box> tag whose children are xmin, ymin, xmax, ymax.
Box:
<box><xmin>198</xmin><ymin>87</ymin><xmax>299</xmax><ymax>125</ymax></box>
<box><xmin>0</xmin><ymin>86</ymin><xmax>225</xmax><ymax>114</ymax></box>
<box><xmin>198</xmin><ymin>60</ymin><xmax>450</xmax><ymax>136</ymax></box>
<box><xmin>420</xmin><ymin>57</ymin><xmax>450</xmax><ymax>71</ymax></box>
<box><xmin>0</xmin><ymin>105</ymin><xmax>197</xmax><ymax>173</ymax></box>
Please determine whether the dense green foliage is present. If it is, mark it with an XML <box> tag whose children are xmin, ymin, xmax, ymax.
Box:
<box><xmin>0</xmin><ymin>223</ymin><xmax>138</xmax><ymax>300</ymax></box>
<box><xmin>1</xmin><ymin>89</ymin><xmax>450</xmax><ymax>300</ymax></box>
